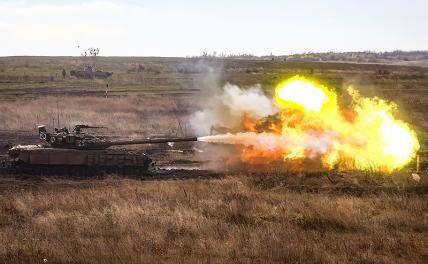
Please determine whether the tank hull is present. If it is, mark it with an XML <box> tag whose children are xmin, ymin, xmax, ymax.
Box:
<box><xmin>3</xmin><ymin>146</ymin><xmax>152</xmax><ymax>175</ymax></box>
<box><xmin>70</xmin><ymin>70</ymin><xmax>113</xmax><ymax>79</ymax></box>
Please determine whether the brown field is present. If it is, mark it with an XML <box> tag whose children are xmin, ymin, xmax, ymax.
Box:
<box><xmin>0</xmin><ymin>57</ymin><xmax>428</xmax><ymax>263</ymax></box>
<box><xmin>1</xmin><ymin>173</ymin><xmax>427</xmax><ymax>263</ymax></box>
<box><xmin>0</xmin><ymin>95</ymin><xmax>195</xmax><ymax>135</ymax></box>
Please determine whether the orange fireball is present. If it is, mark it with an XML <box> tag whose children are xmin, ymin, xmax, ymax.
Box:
<box><xmin>199</xmin><ymin>76</ymin><xmax>420</xmax><ymax>172</ymax></box>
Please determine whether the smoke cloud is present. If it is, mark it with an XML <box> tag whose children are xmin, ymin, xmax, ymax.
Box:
<box><xmin>190</xmin><ymin>83</ymin><xmax>276</xmax><ymax>135</ymax></box>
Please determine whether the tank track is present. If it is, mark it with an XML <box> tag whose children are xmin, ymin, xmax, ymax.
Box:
<box><xmin>0</xmin><ymin>161</ymin><xmax>221</xmax><ymax>181</ymax></box>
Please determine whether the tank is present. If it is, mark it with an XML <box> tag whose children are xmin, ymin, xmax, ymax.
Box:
<box><xmin>70</xmin><ymin>65</ymin><xmax>113</xmax><ymax>79</ymax></box>
<box><xmin>1</xmin><ymin>125</ymin><xmax>197</xmax><ymax>175</ymax></box>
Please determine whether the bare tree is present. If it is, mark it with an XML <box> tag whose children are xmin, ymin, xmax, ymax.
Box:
<box><xmin>88</xmin><ymin>48</ymin><xmax>100</xmax><ymax>57</ymax></box>
<box><xmin>81</xmin><ymin>47</ymin><xmax>100</xmax><ymax>68</ymax></box>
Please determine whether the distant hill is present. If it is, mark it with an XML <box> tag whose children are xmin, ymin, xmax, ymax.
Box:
<box><xmin>272</xmin><ymin>51</ymin><xmax>428</xmax><ymax>66</ymax></box>
<box><xmin>198</xmin><ymin>51</ymin><xmax>428</xmax><ymax>67</ymax></box>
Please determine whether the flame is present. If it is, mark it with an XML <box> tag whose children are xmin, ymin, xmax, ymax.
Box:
<box><xmin>275</xmin><ymin>77</ymin><xmax>336</xmax><ymax>112</ymax></box>
<box><xmin>199</xmin><ymin>76</ymin><xmax>420</xmax><ymax>172</ymax></box>
<box><xmin>242</xmin><ymin>113</ymin><xmax>257</xmax><ymax>132</ymax></box>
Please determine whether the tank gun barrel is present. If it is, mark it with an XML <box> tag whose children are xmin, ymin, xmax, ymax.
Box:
<box><xmin>106</xmin><ymin>136</ymin><xmax>198</xmax><ymax>146</ymax></box>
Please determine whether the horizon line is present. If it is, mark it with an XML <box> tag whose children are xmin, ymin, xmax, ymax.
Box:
<box><xmin>1</xmin><ymin>50</ymin><xmax>427</xmax><ymax>59</ymax></box>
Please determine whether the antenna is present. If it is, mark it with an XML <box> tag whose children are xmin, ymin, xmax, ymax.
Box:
<box><xmin>56</xmin><ymin>96</ymin><xmax>60</xmax><ymax>128</ymax></box>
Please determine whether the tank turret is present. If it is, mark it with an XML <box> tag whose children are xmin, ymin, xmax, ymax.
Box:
<box><xmin>38</xmin><ymin>124</ymin><xmax>197</xmax><ymax>150</ymax></box>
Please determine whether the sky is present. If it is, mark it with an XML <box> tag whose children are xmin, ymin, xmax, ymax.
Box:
<box><xmin>0</xmin><ymin>0</ymin><xmax>427</xmax><ymax>57</ymax></box>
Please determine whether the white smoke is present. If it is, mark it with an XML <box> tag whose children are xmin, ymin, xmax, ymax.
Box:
<box><xmin>190</xmin><ymin>83</ymin><xmax>276</xmax><ymax>135</ymax></box>
<box><xmin>198</xmin><ymin>130</ymin><xmax>340</xmax><ymax>158</ymax></box>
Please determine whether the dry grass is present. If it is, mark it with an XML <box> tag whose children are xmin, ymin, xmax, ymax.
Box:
<box><xmin>0</xmin><ymin>95</ymin><xmax>198</xmax><ymax>136</ymax></box>
<box><xmin>0</xmin><ymin>173</ymin><xmax>427</xmax><ymax>263</ymax></box>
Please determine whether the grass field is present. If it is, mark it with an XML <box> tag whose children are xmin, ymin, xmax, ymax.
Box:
<box><xmin>0</xmin><ymin>172</ymin><xmax>427</xmax><ymax>263</ymax></box>
<box><xmin>1</xmin><ymin>56</ymin><xmax>428</xmax><ymax>143</ymax></box>
<box><xmin>0</xmin><ymin>57</ymin><xmax>428</xmax><ymax>263</ymax></box>
<box><xmin>1</xmin><ymin>56</ymin><xmax>427</xmax><ymax>98</ymax></box>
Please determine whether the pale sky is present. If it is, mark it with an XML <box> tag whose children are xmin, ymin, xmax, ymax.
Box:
<box><xmin>0</xmin><ymin>0</ymin><xmax>427</xmax><ymax>57</ymax></box>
